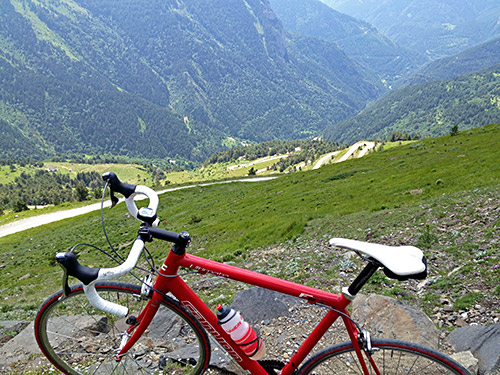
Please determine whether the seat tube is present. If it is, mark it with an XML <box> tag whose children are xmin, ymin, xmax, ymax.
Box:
<box><xmin>342</xmin><ymin>314</ymin><xmax>372</xmax><ymax>375</ymax></box>
<box><xmin>280</xmin><ymin>308</ymin><xmax>341</xmax><ymax>375</ymax></box>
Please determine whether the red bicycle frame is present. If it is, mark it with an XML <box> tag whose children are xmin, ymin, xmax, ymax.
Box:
<box><xmin>117</xmin><ymin>248</ymin><xmax>373</xmax><ymax>375</ymax></box>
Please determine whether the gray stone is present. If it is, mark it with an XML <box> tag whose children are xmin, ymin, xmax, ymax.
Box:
<box><xmin>352</xmin><ymin>294</ymin><xmax>441</xmax><ymax>349</ymax></box>
<box><xmin>0</xmin><ymin>322</ymin><xmax>47</xmax><ymax>372</ymax></box>
<box><xmin>451</xmin><ymin>351</ymin><xmax>479</xmax><ymax>375</ymax></box>
<box><xmin>0</xmin><ymin>320</ymin><xmax>30</xmax><ymax>334</ymax></box>
<box><xmin>231</xmin><ymin>287</ymin><xmax>301</xmax><ymax>325</ymax></box>
<box><xmin>448</xmin><ymin>323</ymin><xmax>500</xmax><ymax>375</ymax></box>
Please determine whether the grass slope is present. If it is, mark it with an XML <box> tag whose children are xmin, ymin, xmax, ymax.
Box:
<box><xmin>1</xmin><ymin>124</ymin><xmax>499</xmax><ymax>319</ymax></box>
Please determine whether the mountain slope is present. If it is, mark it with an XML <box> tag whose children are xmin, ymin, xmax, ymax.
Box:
<box><xmin>323</xmin><ymin>64</ymin><xmax>500</xmax><ymax>144</ymax></box>
<box><xmin>406</xmin><ymin>37</ymin><xmax>500</xmax><ymax>86</ymax></box>
<box><xmin>269</xmin><ymin>0</ymin><xmax>427</xmax><ymax>83</ymax></box>
<box><xmin>0</xmin><ymin>0</ymin><xmax>383</xmax><ymax>161</ymax></box>
<box><xmin>321</xmin><ymin>0</ymin><xmax>500</xmax><ymax>59</ymax></box>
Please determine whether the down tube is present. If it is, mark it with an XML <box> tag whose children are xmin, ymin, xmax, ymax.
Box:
<box><xmin>161</xmin><ymin>273</ymin><xmax>269</xmax><ymax>375</ymax></box>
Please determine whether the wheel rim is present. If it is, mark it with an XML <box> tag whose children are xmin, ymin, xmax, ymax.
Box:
<box><xmin>36</xmin><ymin>283</ymin><xmax>208</xmax><ymax>375</ymax></box>
<box><xmin>300</xmin><ymin>340</ymin><xmax>468</xmax><ymax>375</ymax></box>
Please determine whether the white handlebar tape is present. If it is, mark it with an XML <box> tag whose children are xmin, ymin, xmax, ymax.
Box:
<box><xmin>99</xmin><ymin>239</ymin><xmax>144</xmax><ymax>280</ymax></box>
<box><xmin>125</xmin><ymin>185</ymin><xmax>159</xmax><ymax>221</ymax></box>
<box><xmin>82</xmin><ymin>239</ymin><xmax>145</xmax><ymax>317</ymax></box>
<box><xmin>83</xmin><ymin>283</ymin><xmax>129</xmax><ymax>318</ymax></box>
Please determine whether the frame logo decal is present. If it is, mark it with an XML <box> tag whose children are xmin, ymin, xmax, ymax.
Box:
<box><xmin>181</xmin><ymin>300</ymin><xmax>243</xmax><ymax>363</ymax></box>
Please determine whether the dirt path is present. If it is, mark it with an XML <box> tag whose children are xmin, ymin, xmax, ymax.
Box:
<box><xmin>313</xmin><ymin>141</ymin><xmax>376</xmax><ymax>170</ymax></box>
<box><xmin>0</xmin><ymin>141</ymin><xmax>377</xmax><ymax>238</ymax></box>
<box><xmin>336</xmin><ymin>141</ymin><xmax>375</xmax><ymax>163</ymax></box>
<box><xmin>227</xmin><ymin>155</ymin><xmax>288</xmax><ymax>171</ymax></box>
<box><xmin>312</xmin><ymin>151</ymin><xmax>340</xmax><ymax>169</ymax></box>
<box><xmin>0</xmin><ymin>177</ymin><xmax>277</xmax><ymax>238</ymax></box>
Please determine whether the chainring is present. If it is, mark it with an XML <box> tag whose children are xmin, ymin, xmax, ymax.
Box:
<box><xmin>259</xmin><ymin>359</ymin><xmax>286</xmax><ymax>375</ymax></box>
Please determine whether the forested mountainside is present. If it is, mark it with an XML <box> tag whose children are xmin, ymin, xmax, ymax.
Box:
<box><xmin>323</xmin><ymin>64</ymin><xmax>500</xmax><ymax>144</ymax></box>
<box><xmin>269</xmin><ymin>0</ymin><xmax>427</xmax><ymax>84</ymax></box>
<box><xmin>406</xmin><ymin>37</ymin><xmax>500</xmax><ymax>86</ymax></box>
<box><xmin>0</xmin><ymin>0</ymin><xmax>382</xmax><ymax>161</ymax></box>
<box><xmin>321</xmin><ymin>0</ymin><xmax>500</xmax><ymax>59</ymax></box>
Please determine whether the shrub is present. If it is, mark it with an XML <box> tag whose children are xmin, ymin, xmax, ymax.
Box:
<box><xmin>454</xmin><ymin>292</ymin><xmax>483</xmax><ymax>311</ymax></box>
<box><xmin>417</xmin><ymin>224</ymin><xmax>438</xmax><ymax>249</ymax></box>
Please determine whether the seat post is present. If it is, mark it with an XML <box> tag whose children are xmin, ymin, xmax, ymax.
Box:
<box><xmin>347</xmin><ymin>261</ymin><xmax>380</xmax><ymax>296</ymax></box>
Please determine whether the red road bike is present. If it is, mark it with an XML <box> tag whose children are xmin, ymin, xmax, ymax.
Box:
<box><xmin>35</xmin><ymin>172</ymin><xmax>470</xmax><ymax>375</ymax></box>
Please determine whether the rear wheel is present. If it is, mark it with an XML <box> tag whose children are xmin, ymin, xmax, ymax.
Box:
<box><xmin>298</xmin><ymin>338</ymin><xmax>470</xmax><ymax>375</ymax></box>
<box><xmin>35</xmin><ymin>281</ymin><xmax>210</xmax><ymax>375</ymax></box>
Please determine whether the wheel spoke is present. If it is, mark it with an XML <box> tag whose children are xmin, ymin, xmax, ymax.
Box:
<box><xmin>35</xmin><ymin>282</ymin><xmax>209</xmax><ymax>375</ymax></box>
<box><xmin>299</xmin><ymin>339</ymin><xmax>469</xmax><ymax>375</ymax></box>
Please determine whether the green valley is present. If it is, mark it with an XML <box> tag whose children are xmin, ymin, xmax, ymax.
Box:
<box><xmin>1</xmin><ymin>124</ymin><xmax>499</xmax><ymax>320</ymax></box>
<box><xmin>0</xmin><ymin>0</ymin><xmax>382</xmax><ymax>162</ymax></box>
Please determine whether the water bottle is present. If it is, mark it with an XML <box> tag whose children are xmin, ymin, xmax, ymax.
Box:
<box><xmin>216</xmin><ymin>304</ymin><xmax>266</xmax><ymax>360</ymax></box>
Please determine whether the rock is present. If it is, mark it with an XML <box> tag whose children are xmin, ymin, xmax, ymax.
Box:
<box><xmin>0</xmin><ymin>320</ymin><xmax>30</xmax><ymax>334</ymax></box>
<box><xmin>456</xmin><ymin>318</ymin><xmax>468</xmax><ymax>327</ymax></box>
<box><xmin>0</xmin><ymin>322</ymin><xmax>44</xmax><ymax>372</ymax></box>
<box><xmin>231</xmin><ymin>287</ymin><xmax>300</xmax><ymax>325</ymax></box>
<box><xmin>352</xmin><ymin>294</ymin><xmax>441</xmax><ymax>349</ymax></box>
<box><xmin>448</xmin><ymin>323</ymin><xmax>500</xmax><ymax>375</ymax></box>
<box><xmin>451</xmin><ymin>351</ymin><xmax>479</xmax><ymax>375</ymax></box>
<box><xmin>0</xmin><ymin>320</ymin><xmax>30</xmax><ymax>346</ymax></box>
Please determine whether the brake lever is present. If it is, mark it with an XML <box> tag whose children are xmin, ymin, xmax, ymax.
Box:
<box><xmin>57</xmin><ymin>257</ymin><xmax>72</xmax><ymax>301</ymax></box>
<box><xmin>110</xmin><ymin>189</ymin><xmax>119</xmax><ymax>208</ymax></box>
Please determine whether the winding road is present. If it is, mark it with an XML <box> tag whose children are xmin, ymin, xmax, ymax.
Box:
<box><xmin>0</xmin><ymin>177</ymin><xmax>276</xmax><ymax>238</ymax></box>
<box><xmin>313</xmin><ymin>141</ymin><xmax>375</xmax><ymax>168</ymax></box>
<box><xmin>0</xmin><ymin>142</ymin><xmax>376</xmax><ymax>238</ymax></box>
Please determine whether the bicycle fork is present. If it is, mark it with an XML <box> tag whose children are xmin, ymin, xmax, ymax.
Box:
<box><xmin>115</xmin><ymin>289</ymin><xmax>163</xmax><ymax>360</ymax></box>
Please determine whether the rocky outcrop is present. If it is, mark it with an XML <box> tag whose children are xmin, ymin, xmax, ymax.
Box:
<box><xmin>2</xmin><ymin>290</ymin><xmax>499</xmax><ymax>375</ymax></box>
<box><xmin>352</xmin><ymin>293</ymin><xmax>441</xmax><ymax>349</ymax></box>
<box><xmin>231</xmin><ymin>287</ymin><xmax>300</xmax><ymax>325</ymax></box>
<box><xmin>448</xmin><ymin>323</ymin><xmax>500</xmax><ymax>375</ymax></box>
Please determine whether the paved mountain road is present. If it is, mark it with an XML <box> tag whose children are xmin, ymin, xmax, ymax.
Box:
<box><xmin>0</xmin><ymin>177</ymin><xmax>276</xmax><ymax>238</ymax></box>
<box><xmin>0</xmin><ymin>142</ymin><xmax>376</xmax><ymax>238</ymax></box>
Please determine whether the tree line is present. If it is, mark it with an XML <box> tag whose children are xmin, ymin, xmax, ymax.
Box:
<box><xmin>203</xmin><ymin>139</ymin><xmax>342</xmax><ymax>166</ymax></box>
<box><xmin>0</xmin><ymin>170</ymin><xmax>103</xmax><ymax>214</ymax></box>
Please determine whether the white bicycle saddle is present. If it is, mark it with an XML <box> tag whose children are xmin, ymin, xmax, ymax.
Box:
<box><xmin>329</xmin><ymin>238</ymin><xmax>426</xmax><ymax>277</ymax></box>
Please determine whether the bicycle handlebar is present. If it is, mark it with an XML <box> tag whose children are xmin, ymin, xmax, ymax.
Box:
<box><xmin>83</xmin><ymin>238</ymin><xmax>145</xmax><ymax>317</ymax></box>
<box><xmin>103</xmin><ymin>172</ymin><xmax>159</xmax><ymax>225</ymax></box>
<box><xmin>57</xmin><ymin>172</ymin><xmax>164</xmax><ymax>317</ymax></box>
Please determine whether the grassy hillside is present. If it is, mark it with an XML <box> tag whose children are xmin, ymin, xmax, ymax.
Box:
<box><xmin>1</xmin><ymin>124</ymin><xmax>499</xmax><ymax>320</ymax></box>
<box><xmin>324</xmin><ymin>64</ymin><xmax>500</xmax><ymax>144</ymax></box>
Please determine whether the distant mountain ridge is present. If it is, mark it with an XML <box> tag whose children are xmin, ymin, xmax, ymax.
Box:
<box><xmin>323</xmin><ymin>63</ymin><xmax>500</xmax><ymax>144</ymax></box>
<box><xmin>405</xmin><ymin>37</ymin><xmax>500</xmax><ymax>86</ymax></box>
<box><xmin>0</xmin><ymin>0</ymin><xmax>382</xmax><ymax>161</ymax></box>
<box><xmin>269</xmin><ymin>0</ymin><xmax>427</xmax><ymax>84</ymax></box>
<box><xmin>321</xmin><ymin>0</ymin><xmax>500</xmax><ymax>59</ymax></box>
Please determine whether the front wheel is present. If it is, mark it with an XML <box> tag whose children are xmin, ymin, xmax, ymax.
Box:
<box><xmin>298</xmin><ymin>338</ymin><xmax>470</xmax><ymax>375</ymax></box>
<box><xmin>35</xmin><ymin>281</ymin><xmax>210</xmax><ymax>375</ymax></box>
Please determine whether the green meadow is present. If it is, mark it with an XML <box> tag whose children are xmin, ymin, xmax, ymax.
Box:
<box><xmin>1</xmin><ymin>124</ymin><xmax>499</xmax><ymax>319</ymax></box>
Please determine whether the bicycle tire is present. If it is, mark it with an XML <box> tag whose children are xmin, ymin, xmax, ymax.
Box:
<box><xmin>35</xmin><ymin>281</ymin><xmax>211</xmax><ymax>375</ymax></box>
<box><xmin>297</xmin><ymin>338</ymin><xmax>470</xmax><ymax>375</ymax></box>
